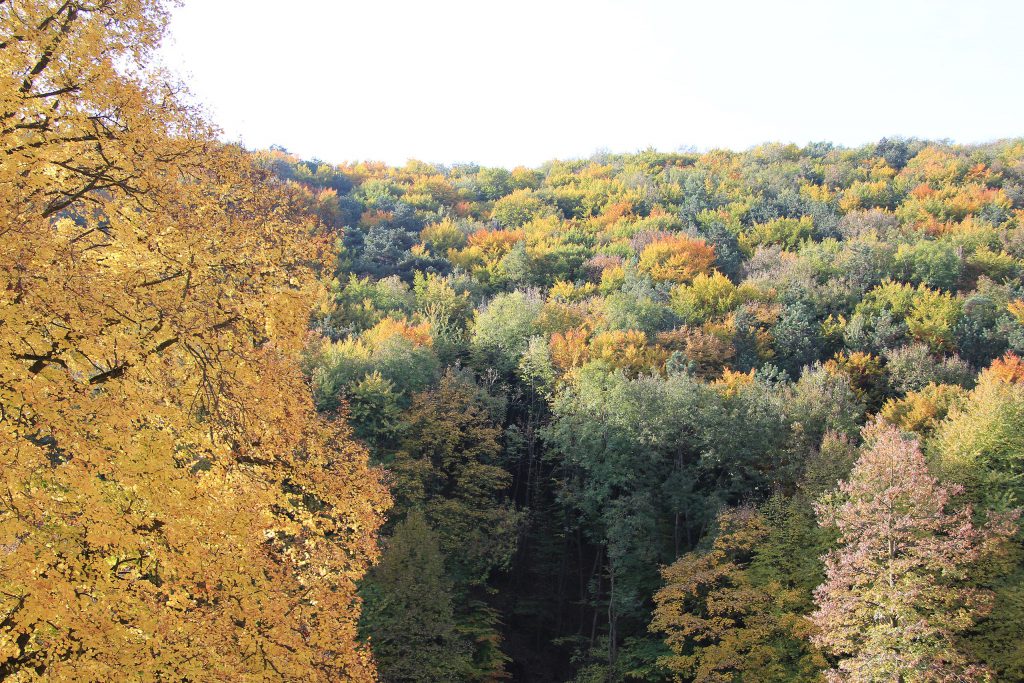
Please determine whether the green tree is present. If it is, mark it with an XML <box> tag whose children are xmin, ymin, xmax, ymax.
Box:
<box><xmin>927</xmin><ymin>357</ymin><xmax>1024</xmax><ymax>679</ymax></box>
<box><xmin>390</xmin><ymin>372</ymin><xmax>520</xmax><ymax>586</ymax></box>
<box><xmin>930</xmin><ymin>357</ymin><xmax>1024</xmax><ymax>508</ymax></box>
<box><xmin>491</xmin><ymin>189</ymin><xmax>552</xmax><ymax>227</ymax></box>
<box><xmin>894</xmin><ymin>239</ymin><xmax>963</xmax><ymax>291</ymax></box>
<box><xmin>471</xmin><ymin>290</ymin><xmax>544</xmax><ymax>376</ymax></box>
<box><xmin>360</xmin><ymin>510</ymin><xmax>472</xmax><ymax>682</ymax></box>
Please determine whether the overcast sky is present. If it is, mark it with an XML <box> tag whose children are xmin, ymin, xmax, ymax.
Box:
<box><xmin>159</xmin><ymin>0</ymin><xmax>1024</xmax><ymax>168</ymax></box>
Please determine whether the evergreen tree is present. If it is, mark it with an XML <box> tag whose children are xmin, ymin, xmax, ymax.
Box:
<box><xmin>360</xmin><ymin>510</ymin><xmax>472</xmax><ymax>682</ymax></box>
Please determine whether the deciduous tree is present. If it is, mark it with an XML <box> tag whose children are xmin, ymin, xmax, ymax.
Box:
<box><xmin>651</xmin><ymin>507</ymin><xmax>825</xmax><ymax>683</ymax></box>
<box><xmin>359</xmin><ymin>510</ymin><xmax>472</xmax><ymax>683</ymax></box>
<box><xmin>1</xmin><ymin>2</ymin><xmax>388</xmax><ymax>679</ymax></box>
<box><xmin>811</xmin><ymin>424</ymin><xmax>1016</xmax><ymax>682</ymax></box>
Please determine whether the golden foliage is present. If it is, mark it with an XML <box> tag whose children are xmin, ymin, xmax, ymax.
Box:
<box><xmin>468</xmin><ymin>227</ymin><xmax>526</xmax><ymax>255</ymax></box>
<box><xmin>839</xmin><ymin>180</ymin><xmax>891</xmax><ymax>213</ymax></box>
<box><xmin>0</xmin><ymin>2</ymin><xmax>388</xmax><ymax>679</ymax></box>
<box><xmin>657</xmin><ymin>325</ymin><xmax>735</xmax><ymax>377</ymax></box>
<box><xmin>739</xmin><ymin>216</ymin><xmax>815</xmax><ymax>252</ymax></box>
<box><xmin>670</xmin><ymin>271</ymin><xmax>753</xmax><ymax>322</ymax></box>
<box><xmin>1008</xmin><ymin>300</ymin><xmax>1024</xmax><ymax>325</ymax></box>
<box><xmin>651</xmin><ymin>507</ymin><xmax>824</xmax><ymax>682</ymax></box>
<box><xmin>713</xmin><ymin>368</ymin><xmax>757</xmax><ymax>397</ymax></box>
<box><xmin>549</xmin><ymin>329</ymin><xmax>591</xmax><ymax>373</ymax></box>
<box><xmin>981</xmin><ymin>352</ymin><xmax>1024</xmax><ymax>385</ymax></box>
<box><xmin>599</xmin><ymin>263</ymin><xmax>627</xmax><ymax>293</ymax></box>
<box><xmin>548</xmin><ymin>280</ymin><xmax>598</xmax><ymax>303</ymax></box>
<box><xmin>592</xmin><ymin>200</ymin><xmax>634</xmax><ymax>229</ymax></box>
<box><xmin>363</xmin><ymin>317</ymin><xmax>434</xmax><ymax>348</ymax></box>
<box><xmin>637</xmin><ymin>235</ymin><xmax>716</xmax><ymax>284</ymax></box>
<box><xmin>824</xmin><ymin>351</ymin><xmax>885</xmax><ymax>406</ymax></box>
<box><xmin>589</xmin><ymin>330</ymin><xmax>667</xmax><ymax>375</ymax></box>
<box><xmin>420</xmin><ymin>218</ymin><xmax>468</xmax><ymax>254</ymax></box>
<box><xmin>880</xmin><ymin>383</ymin><xmax>968</xmax><ymax>436</ymax></box>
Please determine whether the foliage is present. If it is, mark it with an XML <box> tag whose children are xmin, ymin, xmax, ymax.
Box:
<box><xmin>0</xmin><ymin>2</ymin><xmax>389</xmax><ymax>679</ymax></box>
<box><xmin>389</xmin><ymin>373</ymin><xmax>520</xmax><ymax>586</ymax></box>
<box><xmin>360</xmin><ymin>510</ymin><xmax>472</xmax><ymax>682</ymax></box>
<box><xmin>929</xmin><ymin>354</ymin><xmax>1024</xmax><ymax>509</ymax></box>
<box><xmin>811</xmin><ymin>424</ymin><xmax>1017</xmax><ymax>682</ymax></box>
<box><xmin>471</xmin><ymin>291</ymin><xmax>544</xmax><ymax>376</ymax></box>
<box><xmin>637</xmin><ymin>235</ymin><xmax>716</xmax><ymax>284</ymax></box>
<box><xmin>264</xmin><ymin>133</ymin><xmax>1024</xmax><ymax>679</ymax></box>
<box><xmin>650</xmin><ymin>507</ymin><xmax>826</xmax><ymax>682</ymax></box>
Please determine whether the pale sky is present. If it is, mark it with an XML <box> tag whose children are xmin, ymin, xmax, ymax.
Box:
<box><xmin>160</xmin><ymin>0</ymin><xmax>1024</xmax><ymax>168</ymax></box>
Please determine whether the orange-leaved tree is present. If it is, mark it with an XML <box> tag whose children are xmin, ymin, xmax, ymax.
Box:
<box><xmin>637</xmin><ymin>235</ymin><xmax>716</xmax><ymax>284</ymax></box>
<box><xmin>0</xmin><ymin>1</ymin><xmax>389</xmax><ymax>680</ymax></box>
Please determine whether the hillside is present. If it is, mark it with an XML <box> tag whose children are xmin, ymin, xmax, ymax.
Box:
<box><xmin>271</xmin><ymin>140</ymin><xmax>1024</xmax><ymax>681</ymax></box>
<box><xmin>3</xmin><ymin>1</ymin><xmax>1024</xmax><ymax>681</ymax></box>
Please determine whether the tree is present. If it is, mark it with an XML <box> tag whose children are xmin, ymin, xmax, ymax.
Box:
<box><xmin>384</xmin><ymin>372</ymin><xmax>520</xmax><ymax>680</ymax></box>
<box><xmin>491</xmin><ymin>189</ymin><xmax>552</xmax><ymax>228</ymax></box>
<box><xmin>894</xmin><ymin>239</ymin><xmax>963</xmax><ymax>291</ymax></box>
<box><xmin>770</xmin><ymin>302</ymin><xmax>822</xmax><ymax>379</ymax></box>
<box><xmin>670</xmin><ymin>271</ymin><xmax>746</xmax><ymax>324</ymax></box>
<box><xmin>880</xmin><ymin>383</ymin><xmax>968</xmax><ymax>437</ymax></box>
<box><xmin>470</xmin><ymin>290</ymin><xmax>544</xmax><ymax>376</ymax></box>
<box><xmin>905</xmin><ymin>286</ymin><xmax>963</xmax><ymax>353</ymax></box>
<box><xmin>1</xmin><ymin>2</ymin><xmax>389</xmax><ymax>679</ymax></box>
<box><xmin>650</xmin><ymin>507</ymin><xmax>825</xmax><ymax>683</ymax></box>
<box><xmin>810</xmin><ymin>424</ymin><xmax>1016</xmax><ymax>682</ymax></box>
<box><xmin>475</xmin><ymin>167</ymin><xmax>512</xmax><ymax>201</ymax></box>
<box><xmin>637</xmin><ymin>235</ymin><xmax>716</xmax><ymax>284</ymax></box>
<box><xmin>883</xmin><ymin>344</ymin><xmax>972</xmax><ymax>395</ymax></box>
<box><xmin>740</xmin><ymin>216</ymin><xmax>815</xmax><ymax>251</ymax></box>
<box><xmin>930</xmin><ymin>353</ymin><xmax>1024</xmax><ymax>508</ymax></box>
<box><xmin>545</xmin><ymin>367</ymin><xmax>798</xmax><ymax>673</ymax></box>
<box><xmin>389</xmin><ymin>372</ymin><xmax>519</xmax><ymax>587</ymax></box>
<box><xmin>924</xmin><ymin>355</ymin><xmax>1024</xmax><ymax>679</ymax></box>
<box><xmin>360</xmin><ymin>510</ymin><xmax>472</xmax><ymax>683</ymax></box>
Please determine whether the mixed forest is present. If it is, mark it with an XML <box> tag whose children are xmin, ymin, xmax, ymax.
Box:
<box><xmin>275</xmin><ymin>135</ymin><xmax>1024</xmax><ymax>681</ymax></box>
<box><xmin>3</xmin><ymin>1</ymin><xmax>1024</xmax><ymax>682</ymax></box>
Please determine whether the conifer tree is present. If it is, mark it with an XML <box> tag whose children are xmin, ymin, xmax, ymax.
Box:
<box><xmin>360</xmin><ymin>510</ymin><xmax>472</xmax><ymax>683</ymax></box>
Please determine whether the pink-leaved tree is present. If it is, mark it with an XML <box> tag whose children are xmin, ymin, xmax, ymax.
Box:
<box><xmin>810</xmin><ymin>423</ymin><xmax>1018</xmax><ymax>682</ymax></box>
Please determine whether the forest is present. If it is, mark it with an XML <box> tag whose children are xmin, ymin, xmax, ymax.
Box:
<box><xmin>3</xmin><ymin>1</ymin><xmax>1024</xmax><ymax>682</ymax></box>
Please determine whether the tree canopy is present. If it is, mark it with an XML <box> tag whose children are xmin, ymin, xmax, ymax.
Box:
<box><xmin>5</xmin><ymin>3</ymin><xmax>1024</xmax><ymax>679</ymax></box>
<box><xmin>1</xmin><ymin>2</ymin><xmax>388</xmax><ymax>679</ymax></box>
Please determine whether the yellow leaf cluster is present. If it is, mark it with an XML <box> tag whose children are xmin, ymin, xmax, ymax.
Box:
<box><xmin>638</xmin><ymin>235</ymin><xmax>716</xmax><ymax>284</ymax></box>
<box><xmin>1</xmin><ymin>2</ymin><xmax>388</xmax><ymax>679</ymax></box>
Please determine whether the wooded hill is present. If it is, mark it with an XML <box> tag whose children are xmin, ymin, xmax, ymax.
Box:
<box><xmin>3</xmin><ymin>1</ymin><xmax>1024</xmax><ymax>681</ymax></box>
<box><xmin>272</xmin><ymin>136</ymin><xmax>1024</xmax><ymax>681</ymax></box>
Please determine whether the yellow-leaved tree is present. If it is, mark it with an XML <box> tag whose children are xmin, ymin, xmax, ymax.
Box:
<box><xmin>1</xmin><ymin>1</ymin><xmax>389</xmax><ymax>680</ymax></box>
